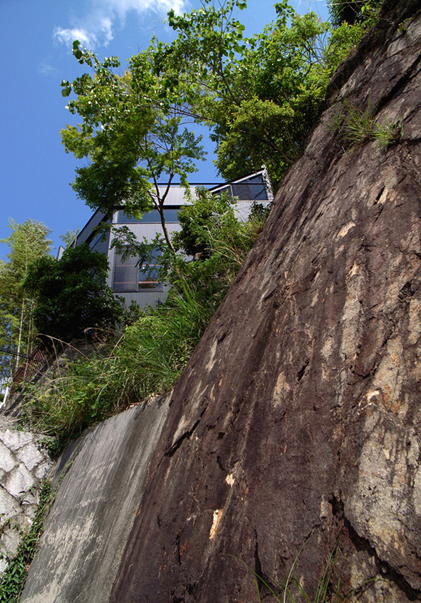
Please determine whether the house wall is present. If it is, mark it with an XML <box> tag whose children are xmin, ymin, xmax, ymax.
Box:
<box><xmin>77</xmin><ymin>211</ymin><xmax>107</xmax><ymax>245</ymax></box>
<box><xmin>108</xmin><ymin>221</ymin><xmax>182</xmax><ymax>308</ymax></box>
<box><xmin>74</xmin><ymin>171</ymin><xmax>271</xmax><ymax>309</ymax></box>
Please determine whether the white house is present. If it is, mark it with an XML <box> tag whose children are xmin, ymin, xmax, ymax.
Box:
<box><xmin>74</xmin><ymin>169</ymin><xmax>272</xmax><ymax>308</ymax></box>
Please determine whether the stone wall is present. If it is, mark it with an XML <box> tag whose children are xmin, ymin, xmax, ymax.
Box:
<box><xmin>0</xmin><ymin>418</ymin><xmax>52</xmax><ymax>574</ymax></box>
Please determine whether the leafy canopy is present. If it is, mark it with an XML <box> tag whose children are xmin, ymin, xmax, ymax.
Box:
<box><xmin>153</xmin><ymin>0</ymin><xmax>368</xmax><ymax>186</ymax></box>
<box><xmin>328</xmin><ymin>0</ymin><xmax>384</xmax><ymax>28</ymax></box>
<box><xmin>61</xmin><ymin>41</ymin><xmax>206</xmax><ymax>252</ymax></box>
<box><xmin>59</xmin><ymin>228</ymin><xmax>80</xmax><ymax>249</ymax></box>
<box><xmin>24</xmin><ymin>243</ymin><xmax>124</xmax><ymax>344</ymax></box>
<box><xmin>61</xmin><ymin>0</ymin><xmax>370</xmax><ymax>215</ymax></box>
<box><xmin>0</xmin><ymin>219</ymin><xmax>52</xmax><ymax>383</ymax></box>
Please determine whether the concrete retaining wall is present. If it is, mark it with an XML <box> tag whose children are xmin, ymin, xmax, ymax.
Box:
<box><xmin>19</xmin><ymin>393</ymin><xmax>170</xmax><ymax>603</ymax></box>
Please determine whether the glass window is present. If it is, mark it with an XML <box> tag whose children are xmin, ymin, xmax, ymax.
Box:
<box><xmin>89</xmin><ymin>232</ymin><xmax>104</xmax><ymax>249</ymax></box>
<box><xmin>113</xmin><ymin>253</ymin><xmax>138</xmax><ymax>292</ymax></box>
<box><xmin>139</xmin><ymin>249</ymin><xmax>163</xmax><ymax>291</ymax></box>
<box><xmin>116</xmin><ymin>209</ymin><xmax>179</xmax><ymax>224</ymax></box>
<box><xmin>213</xmin><ymin>178</ymin><xmax>267</xmax><ymax>201</ymax></box>
<box><xmin>232</xmin><ymin>177</ymin><xmax>268</xmax><ymax>201</ymax></box>
<box><xmin>113</xmin><ymin>248</ymin><xmax>163</xmax><ymax>293</ymax></box>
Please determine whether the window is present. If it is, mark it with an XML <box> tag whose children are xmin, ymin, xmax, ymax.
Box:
<box><xmin>113</xmin><ymin>248</ymin><xmax>163</xmax><ymax>293</ymax></box>
<box><xmin>89</xmin><ymin>232</ymin><xmax>104</xmax><ymax>249</ymax></box>
<box><xmin>212</xmin><ymin>176</ymin><xmax>268</xmax><ymax>201</ymax></box>
<box><xmin>138</xmin><ymin>249</ymin><xmax>163</xmax><ymax>291</ymax></box>
<box><xmin>113</xmin><ymin>253</ymin><xmax>138</xmax><ymax>292</ymax></box>
<box><xmin>232</xmin><ymin>178</ymin><xmax>268</xmax><ymax>201</ymax></box>
<box><xmin>116</xmin><ymin>209</ymin><xmax>179</xmax><ymax>224</ymax></box>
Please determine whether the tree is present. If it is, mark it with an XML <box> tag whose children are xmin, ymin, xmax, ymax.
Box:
<box><xmin>60</xmin><ymin>228</ymin><xmax>80</xmax><ymax>249</ymax></box>
<box><xmin>61</xmin><ymin>42</ymin><xmax>205</xmax><ymax>254</ymax></box>
<box><xmin>60</xmin><ymin>1</ymin><xmax>375</xmax><ymax>247</ymax></box>
<box><xmin>328</xmin><ymin>0</ymin><xmax>384</xmax><ymax>27</ymax></box>
<box><xmin>153</xmin><ymin>0</ymin><xmax>371</xmax><ymax>187</ymax></box>
<box><xmin>59</xmin><ymin>0</ymin><xmax>378</xmax><ymax>280</ymax></box>
<box><xmin>24</xmin><ymin>243</ymin><xmax>125</xmax><ymax>344</ymax></box>
<box><xmin>0</xmin><ymin>220</ymin><xmax>52</xmax><ymax>385</ymax></box>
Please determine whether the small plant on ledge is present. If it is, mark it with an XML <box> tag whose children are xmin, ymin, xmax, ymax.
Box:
<box><xmin>341</xmin><ymin>101</ymin><xmax>403</xmax><ymax>149</ymax></box>
<box><xmin>230</xmin><ymin>538</ymin><xmax>379</xmax><ymax>603</ymax></box>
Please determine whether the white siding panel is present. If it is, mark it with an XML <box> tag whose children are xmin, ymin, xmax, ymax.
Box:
<box><xmin>158</xmin><ymin>187</ymin><xmax>196</xmax><ymax>206</ymax></box>
<box><xmin>234</xmin><ymin>200</ymin><xmax>271</xmax><ymax>221</ymax></box>
<box><xmin>115</xmin><ymin>284</ymin><xmax>171</xmax><ymax>309</ymax></box>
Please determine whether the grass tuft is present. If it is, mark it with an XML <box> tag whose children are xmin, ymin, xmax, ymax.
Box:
<box><xmin>342</xmin><ymin>102</ymin><xmax>403</xmax><ymax>149</ymax></box>
<box><xmin>230</xmin><ymin>539</ymin><xmax>377</xmax><ymax>603</ymax></box>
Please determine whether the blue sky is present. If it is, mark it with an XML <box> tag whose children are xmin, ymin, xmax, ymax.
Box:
<box><xmin>0</xmin><ymin>0</ymin><xmax>329</xmax><ymax>257</ymax></box>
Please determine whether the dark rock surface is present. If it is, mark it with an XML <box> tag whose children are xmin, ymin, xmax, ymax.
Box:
<box><xmin>107</xmin><ymin>3</ymin><xmax>421</xmax><ymax>601</ymax></box>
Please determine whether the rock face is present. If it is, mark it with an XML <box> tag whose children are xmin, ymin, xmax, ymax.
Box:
<box><xmin>20</xmin><ymin>1</ymin><xmax>421</xmax><ymax>601</ymax></box>
<box><xmin>108</xmin><ymin>2</ymin><xmax>421</xmax><ymax>601</ymax></box>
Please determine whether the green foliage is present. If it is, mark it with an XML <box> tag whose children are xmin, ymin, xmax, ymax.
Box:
<box><xmin>172</xmin><ymin>189</ymin><xmax>240</xmax><ymax>257</ymax></box>
<box><xmin>158</xmin><ymin>189</ymin><xmax>266</xmax><ymax>313</ymax></box>
<box><xmin>398</xmin><ymin>18</ymin><xmax>410</xmax><ymax>34</ymax></box>
<box><xmin>24</xmin><ymin>243</ymin><xmax>124</xmax><ymax>344</ymax></box>
<box><xmin>21</xmin><ymin>194</ymin><xmax>264</xmax><ymax>449</ymax></box>
<box><xmin>155</xmin><ymin>0</ymin><xmax>371</xmax><ymax>187</ymax></box>
<box><xmin>61</xmin><ymin>41</ymin><xmax>205</xmax><ymax>252</ymax></box>
<box><xmin>0</xmin><ymin>481</ymin><xmax>53</xmax><ymax>603</ymax></box>
<box><xmin>20</xmin><ymin>281</ymin><xmax>214</xmax><ymax>447</ymax></box>
<box><xmin>328</xmin><ymin>0</ymin><xmax>384</xmax><ymax>28</ymax></box>
<box><xmin>59</xmin><ymin>228</ymin><xmax>80</xmax><ymax>249</ymax></box>
<box><xmin>0</xmin><ymin>220</ymin><xmax>52</xmax><ymax>386</ymax></box>
<box><xmin>340</xmin><ymin>102</ymin><xmax>403</xmax><ymax>148</ymax></box>
<box><xmin>61</xmin><ymin>0</ymin><xmax>377</xmax><ymax>211</ymax></box>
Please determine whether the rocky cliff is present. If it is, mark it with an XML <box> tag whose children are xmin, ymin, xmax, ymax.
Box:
<box><xmin>22</xmin><ymin>1</ymin><xmax>421</xmax><ymax>601</ymax></box>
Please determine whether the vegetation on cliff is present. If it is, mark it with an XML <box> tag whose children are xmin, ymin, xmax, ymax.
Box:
<box><xmin>20</xmin><ymin>192</ymin><xmax>266</xmax><ymax>451</ymax></box>
<box><xmin>12</xmin><ymin>0</ymin><xmax>384</xmax><ymax>449</ymax></box>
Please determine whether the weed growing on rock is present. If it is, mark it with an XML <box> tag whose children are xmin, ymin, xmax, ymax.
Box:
<box><xmin>341</xmin><ymin>102</ymin><xmax>403</xmax><ymax>149</ymax></box>
<box><xmin>0</xmin><ymin>481</ymin><xmax>52</xmax><ymax>603</ymax></box>
<box><xmin>398</xmin><ymin>18</ymin><xmax>410</xmax><ymax>34</ymax></box>
<box><xmin>231</xmin><ymin>541</ymin><xmax>375</xmax><ymax>603</ymax></box>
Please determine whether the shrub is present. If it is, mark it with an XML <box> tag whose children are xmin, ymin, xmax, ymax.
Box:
<box><xmin>21</xmin><ymin>193</ymin><xmax>267</xmax><ymax>450</ymax></box>
<box><xmin>24</xmin><ymin>243</ymin><xmax>124</xmax><ymax>344</ymax></box>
